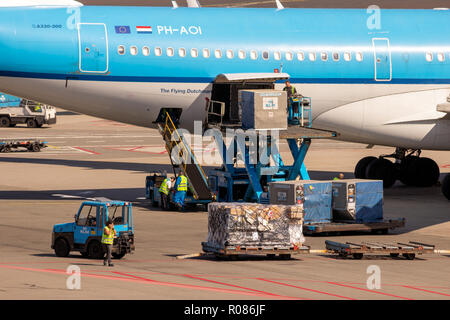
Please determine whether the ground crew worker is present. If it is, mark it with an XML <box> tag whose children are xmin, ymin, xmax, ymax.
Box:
<box><xmin>283</xmin><ymin>81</ymin><xmax>299</xmax><ymax>118</ymax></box>
<box><xmin>174</xmin><ymin>174</ymin><xmax>188</xmax><ymax>211</ymax></box>
<box><xmin>333</xmin><ymin>173</ymin><xmax>345</xmax><ymax>181</ymax></box>
<box><xmin>159</xmin><ymin>176</ymin><xmax>175</xmax><ymax>210</ymax></box>
<box><xmin>102</xmin><ymin>219</ymin><xmax>117</xmax><ymax>267</ymax></box>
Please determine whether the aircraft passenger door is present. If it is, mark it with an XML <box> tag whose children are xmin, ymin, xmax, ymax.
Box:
<box><xmin>372</xmin><ymin>38</ymin><xmax>392</xmax><ymax>81</ymax></box>
<box><xmin>78</xmin><ymin>23</ymin><xmax>109</xmax><ymax>73</ymax></box>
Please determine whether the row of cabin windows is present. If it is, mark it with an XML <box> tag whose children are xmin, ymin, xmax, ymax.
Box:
<box><xmin>118</xmin><ymin>45</ymin><xmax>365</xmax><ymax>62</ymax></box>
<box><xmin>118</xmin><ymin>46</ymin><xmax>449</xmax><ymax>63</ymax></box>
<box><xmin>426</xmin><ymin>52</ymin><xmax>448</xmax><ymax>62</ymax></box>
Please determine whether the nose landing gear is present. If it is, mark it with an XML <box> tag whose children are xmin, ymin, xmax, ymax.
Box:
<box><xmin>354</xmin><ymin>148</ymin><xmax>440</xmax><ymax>189</ymax></box>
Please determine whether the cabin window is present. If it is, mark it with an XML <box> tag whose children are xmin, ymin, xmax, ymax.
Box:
<box><xmin>321</xmin><ymin>52</ymin><xmax>328</xmax><ymax>61</ymax></box>
<box><xmin>226</xmin><ymin>49</ymin><xmax>234</xmax><ymax>59</ymax></box>
<box><xmin>179</xmin><ymin>48</ymin><xmax>186</xmax><ymax>57</ymax></box>
<box><xmin>155</xmin><ymin>47</ymin><xmax>162</xmax><ymax>56</ymax></box>
<box><xmin>308</xmin><ymin>52</ymin><xmax>316</xmax><ymax>61</ymax></box>
<box><xmin>426</xmin><ymin>52</ymin><xmax>433</xmax><ymax>62</ymax></box>
<box><xmin>437</xmin><ymin>53</ymin><xmax>445</xmax><ymax>62</ymax></box>
<box><xmin>142</xmin><ymin>46</ymin><xmax>150</xmax><ymax>56</ymax></box>
<box><xmin>262</xmin><ymin>51</ymin><xmax>269</xmax><ymax>60</ymax></box>
<box><xmin>238</xmin><ymin>50</ymin><xmax>246</xmax><ymax>59</ymax></box>
<box><xmin>191</xmin><ymin>48</ymin><xmax>199</xmax><ymax>58</ymax></box>
<box><xmin>286</xmin><ymin>52</ymin><xmax>293</xmax><ymax>61</ymax></box>
<box><xmin>356</xmin><ymin>52</ymin><xmax>363</xmax><ymax>62</ymax></box>
<box><xmin>297</xmin><ymin>52</ymin><xmax>305</xmax><ymax>61</ymax></box>
<box><xmin>344</xmin><ymin>52</ymin><xmax>351</xmax><ymax>61</ymax></box>
<box><xmin>215</xmin><ymin>49</ymin><xmax>222</xmax><ymax>59</ymax></box>
<box><xmin>250</xmin><ymin>50</ymin><xmax>258</xmax><ymax>60</ymax></box>
<box><xmin>130</xmin><ymin>46</ymin><xmax>138</xmax><ymax>56</ymax></box>
<box><xmin>332</xmin><ymin>52</ymin><xmax>340</xmax><ymax>61</ymax></box>
<box><xmin>274</xmin><ymin>51</ymin><xmax>281</xmax><ymax>60</ymax></box>
<box><xmin>203</xmin><ymin>48</ymin><xmax>210</xmax><ymax>58</ymax></box>
<box><xmin>118</xmin><ymin>45</ymin><xmax>126</xmax><ymax>55</ymax></box>
<box><xmin>167</xmin><ymin>47</ymin><xmax>174</xmax><ymax>57</ymax></box>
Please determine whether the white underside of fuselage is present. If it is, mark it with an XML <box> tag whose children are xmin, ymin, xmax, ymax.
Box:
<box><xmin>0</xmin><ymin>75</ymin><xmax>449</xmax><ymax>150</ymax></box>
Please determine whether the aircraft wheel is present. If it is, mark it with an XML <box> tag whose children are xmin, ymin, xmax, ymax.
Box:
<box><xmin>366</xmin><ymin>158</ymin><xmax>396</xmax><ymax>188</ymax></box>
<box><xmin>407</xmin><ymin>157</ymin><xmax>440</xmax><ymax>187</ymax></box>
<box><xmin>442</xmin><ymin>174</ymin><xmax>450</xmax><ymax>200</ymax></box>
<box><xmin>354</xmin><ymin>156</ymin><xmax>377</xmax><ymax>179</ymax></box>
<box><xmin>399</xmin><ymin>156</ymin><xmax>419</xmax><ymax>186</ymax></box>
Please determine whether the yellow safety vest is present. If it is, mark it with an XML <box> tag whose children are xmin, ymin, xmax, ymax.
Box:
<box><xmin>177</xmin><ymin>176</ymin><xmax>188</xmax><ymax>192</ymax></box>
<box><xmin>101</xmin><ymin>226</ymin><xmax>115</xmax><ymax>245</ymax></box>
<box><xmin>159</xmin><ymin>178</ymin><xmax>169</xmax><ymax>195</ymax></box>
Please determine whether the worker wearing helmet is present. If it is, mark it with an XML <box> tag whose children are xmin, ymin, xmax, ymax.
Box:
<box><xmin>174</xmin><ymin>174</ymin><xmax>188</xmax><ymax>211</ymax></box>
<box><xmin>101</xmin><ymin>219</ymin><xmax>116</xmax><ymax>267</ymax></box>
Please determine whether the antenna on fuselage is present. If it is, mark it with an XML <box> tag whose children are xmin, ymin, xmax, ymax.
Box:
<box><xmin>187</xmin><ymin>0</ymin><xmax>201</xmax><ymax>8</ymax></box>
<box><xmin>172</xmin><ymin>1</ymin><xmax>178</xmax><ymax>8</ymax></box>
<box><xmin>275</xmin><ymin>0</ymin><xmax>284</xmax><ymax>10</ymax></box>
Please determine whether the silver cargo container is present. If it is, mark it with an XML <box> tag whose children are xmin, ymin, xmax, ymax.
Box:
<box><xmin>239</xmin><ymin>89</ymin><xmax>287</xmax><ymax>130</ymax></box>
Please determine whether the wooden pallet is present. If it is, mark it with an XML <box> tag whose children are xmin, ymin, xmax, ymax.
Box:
<box><xmin>303</xmin><ymin>218</ymin><xmax>405</xmax><ymax>235</ymax></box>
<box><xmin>325</xmin><ymin>240</ymin><xmax>435</xmax><ymax>260</ymax></box>
<box><xmin>201</xmin><ymin>241</ymin><xmax>310</xmax><ymax>258</ymax></box>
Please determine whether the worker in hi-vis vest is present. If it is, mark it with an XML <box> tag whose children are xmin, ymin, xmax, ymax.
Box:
<box><xmin>159</xmin><ymin>176</ymin><xmax>175</xmax><ymax>210</ymax></box>
<box><xmin>174</xmin><ymin>174</ymin><xmax>188</xmax><ymax>211</ymax></box>
<box><xmin>101</xmin><ymin>219</ymin><xmax>117</xmax><ymax>267</ymax></box>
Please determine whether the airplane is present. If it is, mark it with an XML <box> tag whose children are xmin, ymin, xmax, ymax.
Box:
<box><xmin>0</xmin><ymin>1</ymin><xmax>449</xmax><ymax>198</ymax></box>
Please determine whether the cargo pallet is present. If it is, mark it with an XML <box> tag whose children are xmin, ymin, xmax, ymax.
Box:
<box><xmin>0</xmin><ymin>140</ymin><xmax>47</xmax><ymax>153</ymax></box>
<box><xmin>201</xmin><ymin>241</ymin><xmax>310</xmax><ymax>259</ymax></box>
<box><xmin>303</xmin><ymin>218</ymin><xmax>406</xmax><ymax>236</ymax></box>
<box><xmin>325</xmin><ymin>240</ymin><xmax>435</xmax><ymax>260</ymax></box>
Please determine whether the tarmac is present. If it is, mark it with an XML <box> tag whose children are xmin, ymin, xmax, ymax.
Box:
<box><xmin>0</xmin><ymin>110</ymin><xmax>449</xmax><ymax>300</ymax></box>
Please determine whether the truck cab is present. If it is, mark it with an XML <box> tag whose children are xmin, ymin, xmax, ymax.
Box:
<box><xmin>52</xmin><ymin>201</ymin><xmax>135</xmax><ymax>259</ymax></box>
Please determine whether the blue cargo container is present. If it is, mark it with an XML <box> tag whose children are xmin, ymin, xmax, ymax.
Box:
<box><xmin>332</xmin><ymin>179</ymin><xmax>383</xmax><ymax>222</ymax></box>
<box><xmin>0</xmin><ymin>93</ymin><xmax>22</xmax><ymax>108</ymax></box>
<box><xmin>269</xmin><ymin>180</ymin><xmax>332</xmax><ymax>224</ymax></box>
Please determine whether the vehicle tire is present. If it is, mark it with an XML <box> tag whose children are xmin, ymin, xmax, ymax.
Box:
<box><xmin>442</xmin><ymin>174</ymin><xmax>450</xmax><ymax>200</ymax></box>
<box><xmin>31</xmin><ymin>144</ymin><xmax>41</xmax><ymax>152</ymax></box>
<box><xmin>403</xmin><ymin>253</ymin><xmax>415</xmax><ymax>260</ymax></box>
<box><xmin>0</xmin><ymin>116</ymin><xmax>11</xmax><ymax>128</ymax></box>
<box><xmin>366</xmin><ymin>158</ymin><xmax>396</xmax><ymax>188</ymax></box>
<box><xmin>88</xmin><ymin>241</ymin><xmax>105</xmax><ymax>259</ymax></box>
<box><xmin>112</xmin><ymin>252</ymin><xmax>126</xmax><ymax>260</ymax></box>
<box><xmin>352</xmin><ymin>253</ymin><xmax>364</xmax><ymax>260</ymax></box>
<box><xmin>354</xmin><ymin>156</ymin><xmax>377</xmax><ymax>179</ymax></box>
<box><xmin>390</xmin><ymin>253</ymin><xmax>400</xmax><ymax>258</ymax></box>
<box><xmin>26</xmin><ymin>118</ymin><xmax>37</xmax><ymax>128</ymax></box>
<box><xmin>54</xmin><ymin>238</ymin><xmax>70</xmax><ymax>257</ymax></box>
<box><xmin>408</xmin><ymin>157</ymin><xmax>440</xmax><ymax>187</ymax></box>
<box><xmin>80</xmin><ymin>251</ymin><xmax>89</xmax><ymax>258</ymax></box>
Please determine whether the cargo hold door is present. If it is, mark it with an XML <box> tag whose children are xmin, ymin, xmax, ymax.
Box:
<box><xmin>78</xmin><ymin>23</ymin><xmax>109</xmax><ymax>73</ymax></box>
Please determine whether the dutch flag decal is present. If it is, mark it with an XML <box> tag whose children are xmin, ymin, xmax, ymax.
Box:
<box><xmin>136</xmin><ymin>26</ymin><xmax>153</xmax><ymax>34</ymax></box>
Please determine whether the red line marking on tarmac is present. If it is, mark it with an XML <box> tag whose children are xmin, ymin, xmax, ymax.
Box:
<box><xmin>442</xmin><ymin>164</ymin><xmax>450</xmax><ymax>168</ymax></box>
<box><xmin>182</xmin><ymin>274</ymin><xmax>306</xmax><ymax>300</ymax></box>
<box><xmin>402</xmin><ymin>286</ymin><xmax>450</xmax><ymax>297</ymax></box>
<box><xmin>257</xmin><ymin>278</ymin><xmax>357</xmax><ymax>300</ymax></box>
<box><xmin>72</xmin><ymin>147</ymin><xmax>101</xmax><ymax>155</ymax></box>
<box><xmin>111</xmin><ymin>271</ymin><xmax>290</xmax><ymax>299</ymax></box>
<box><xmin>0</xmin><ymin>264</ymin><xmax>282</xmax><ymax>298</ymax></box>
<box><xmin>326</xmin><ymin>281</ymin><xmax>414</xmax><ymax>300</ymax></box>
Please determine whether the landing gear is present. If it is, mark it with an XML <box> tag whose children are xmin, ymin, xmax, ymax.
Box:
<box><xmin>443</xmin><ymin>174</ymin><xmax>450</xmax><ymax>200</ymax></box>
<box><xmin>354</xmin><ymin>148</ymin><xmax>440</xmax><ymax>189</ymax></box>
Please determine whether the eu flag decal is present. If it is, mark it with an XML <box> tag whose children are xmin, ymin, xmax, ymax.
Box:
<box><xmin>115</xmin><ymin>26</ymin><xmax>131</xmax><ymax>34</ymax></box>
